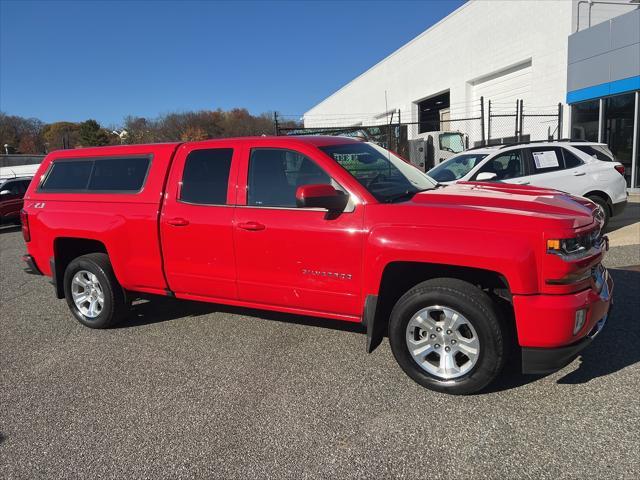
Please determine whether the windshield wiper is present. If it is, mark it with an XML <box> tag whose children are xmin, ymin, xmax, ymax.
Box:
<box><xmin>384</xmin><ymin>188</ymin><xmax>431</xmax><ymax>203</ymax></box>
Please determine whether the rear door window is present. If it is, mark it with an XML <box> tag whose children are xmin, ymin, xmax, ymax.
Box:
<box><xmin>180</xmin><ymin>148</ymin><xmax>233</xmax><ymax>205</ymax></box>
<box><xmin>561</xmin><ymin>148</ymin><xmax>584</xmax><ymax>168</ymax></box>
<box><xmin>527</xmin><ymin>147</ymin><xmax>564</xmax><ymax>175</ymax></box>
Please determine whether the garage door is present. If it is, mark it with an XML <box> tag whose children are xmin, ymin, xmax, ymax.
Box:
<box><xmin>470</xmin><ymin>60</ymin><xmax>532</xmax><ymax>139</ymax></box>
<box><xmin>470</xmin><ymin>59</ymin><xmax>532</xmax><ymax>105</ymax></box>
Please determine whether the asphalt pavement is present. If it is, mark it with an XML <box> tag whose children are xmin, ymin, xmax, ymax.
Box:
<box><xmin>1</xmin><ymin>225</ymin><xmax>638</xmax><ymax>479</ymax></box>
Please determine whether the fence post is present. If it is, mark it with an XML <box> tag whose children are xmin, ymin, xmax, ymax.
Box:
<box><xmin>397</xmin><ymin>109</ymin><xmax>401</xmax><ymax>152</ymax></box>
<box><xmin>515</xmin><ymin>99</ymin><xmax>519</xmax><ymax>140</ymax></box>
<box><xmin>519</xmin><ymin>99</ymin><xmax>524</xmax><ymax>141</ymax></box>
<box><xmin>487</xmin><ymin>100</ymin><xmax>492</xmax><ymax>145</ymax></box>
<box><xmin>557</xmin><ymin>103</ymin><xmax>563</xmax><ymax>140</ymax></box>
<box><xmin>480</xmin><ymin>96</ymin><xmax>485</xmax><ymax>146</ymax></box>
<box><xmin>273</xmin><ymin>112</ymin><xmax>279</xmax><ymax>136</ymax></box>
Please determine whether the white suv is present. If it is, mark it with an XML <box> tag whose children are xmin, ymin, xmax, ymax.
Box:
<box><xmin>427</xmin><ymin>141</ymin><xmax>628</xmax><ymax>227</ymax></box>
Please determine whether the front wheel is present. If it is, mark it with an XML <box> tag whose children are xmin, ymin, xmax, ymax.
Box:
<box><xmin>63</xmin><ymin>253</ymin><xmax>128</xmax><ymax>328</ymax></box>
<box><xmin>389</xmin><ymin>278</ymin><xmax>508</xmax><ymax>395</ymax></box>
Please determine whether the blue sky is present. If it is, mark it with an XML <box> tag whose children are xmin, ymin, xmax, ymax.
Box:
<box><xmin>0</xmin><ymin>0</ymin><xmax>464</xmax><ymax>126</ymax></box>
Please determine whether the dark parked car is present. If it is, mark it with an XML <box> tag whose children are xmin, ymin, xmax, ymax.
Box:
<box><xmin>0</xmin><ymin>177</ymin><xmax>32</xmax><ymax>225</ymax></box>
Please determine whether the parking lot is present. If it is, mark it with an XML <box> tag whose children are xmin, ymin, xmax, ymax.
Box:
<box><xmin>1</xmin><ymin>203</ymin><xmax>639</xmax><ymax>479</ymax></box>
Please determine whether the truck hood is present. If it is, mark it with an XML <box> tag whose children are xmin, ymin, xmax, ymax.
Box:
<box><xmin>411</xmin><ymin>181</ymin><xmax>598</xmax><ymax>229</ymax></box>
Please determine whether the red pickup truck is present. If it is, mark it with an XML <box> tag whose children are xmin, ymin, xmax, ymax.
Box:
<box><xmin>20</xmin><ymin>136</ymin><xmax>613</xmax><ymax>394</ymax></box>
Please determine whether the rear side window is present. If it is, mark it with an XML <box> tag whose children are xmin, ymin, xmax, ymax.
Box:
<box><xmin>574</xmin><ymin>145</ymin><xmax>614</xmax><ymax>162</ymax></box>
<box><xmin>88</xmin><ymin>157</ymin><xmax>150</xmax><ymax>191</ymax></box>
<box><xmin>528</xmin><ymin>147</ymin><xmax>564</xmax><ymax>175</ymax></box>
<box><xmin>40</xmin><ymin>161</ymin><xmax>93</xmax><ymax>191</ymax></box>
<box><xmin>561</xmin><ymin>149</ymin><xmax>584</xmax><ymax>168</ymax></box>
<box><xmin>40</xmin><ymin>156</ymin><xmax>151</xmax><ymax>192</ymax></box>
<box><xmin>180</xmin><ymin>148</ymin><xmax>233</xmax><ymax>205</ymax></box>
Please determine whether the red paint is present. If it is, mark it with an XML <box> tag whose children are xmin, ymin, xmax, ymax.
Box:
<box><xmin>23</xmin><ymin>136</ymin><xmax>611</xmax><ymax>350</ymax></box>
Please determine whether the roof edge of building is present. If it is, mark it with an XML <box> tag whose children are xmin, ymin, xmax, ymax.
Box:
<box><xmin>304</xmin><ymin>0</ymin><xmax>473</xmax><ymax>116</ymax></box>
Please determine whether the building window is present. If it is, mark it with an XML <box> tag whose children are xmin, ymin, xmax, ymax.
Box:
<box><xmin>571</xmin><ymin>100</ymin><xmax>600</xmax><ymax>142</ymax></box>
<box><xmin>604</xmin><ymin>92</ymin><xmax>635</xmax><ymax>188</ymax></box>
<box><xmin>418</xmin><ymin>91</ymin><xmax>450</xmax><ymax>134</ymax></box>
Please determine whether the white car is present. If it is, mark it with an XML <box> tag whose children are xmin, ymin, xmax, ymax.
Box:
<box><xmin>427</xmin><ymin>140</ymin><xmax>628</xmax><ymax>227</ymax></box>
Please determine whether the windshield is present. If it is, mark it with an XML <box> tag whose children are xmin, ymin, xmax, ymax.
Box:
<box><xmin>427</xmin><ymin>153</ymin><xmax>488</xmax><ymax>182</ymax></box>
<box><xmin>319</xmin><ymin>142</ymin><xmax>436</xmax><ymax>202</ymax></box>
<box><xmin>439</xmin><ymin>133</ymin><xmax>465</xmax><ymax>154</ymax></box>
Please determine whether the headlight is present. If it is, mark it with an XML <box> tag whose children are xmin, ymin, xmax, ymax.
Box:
<box><xmin>547</xmin><ymin>231</ymin><xmax>601</xmax><ymax>260</ymax></box>
<box><xmin>547</xmin><ymin>238</ymin><xmax>586</xmax><ymax>255</ymax></box>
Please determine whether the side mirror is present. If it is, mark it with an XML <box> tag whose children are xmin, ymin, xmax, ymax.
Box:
<box><xmin>476</xmin><ymin>172</ymin><xmax>498</xmax><ymax>181</ymax></box>
<box><xmin>0</xmin><ymin>189</ymin><xmax>11</xmax><ymax>196</ymax></box>
<box><xmin>295</xmin><ymin>184</ymin><xmax>349</xmax><ymax>212</ymax></box>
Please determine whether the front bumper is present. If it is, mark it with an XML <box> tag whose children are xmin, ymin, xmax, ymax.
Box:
<box><xmin>515</xmin><ymin>265</ymin><xmax>613</xmax><ymax>374</ymax></box>
<box><xmin>522</xmin><ymin>307</ymin><xmax>610</xmax><ymax>374</ymax></box>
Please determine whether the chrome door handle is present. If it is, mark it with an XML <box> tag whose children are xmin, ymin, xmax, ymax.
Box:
<box><xmin>238</xmin><ymin>221</ymin><xmax>265</xmax><ymax>231</ymax></box>
<box><xmin>517</xmin><ymin>180</ymin><xmax>530</xmax><ymax>185</ymax></box>
<box><xmin>573</xmin><ymin>171</ymin><xmax>586</xmax><ymax>176</ymax></box>
<box><xmin>167</xmin><ymin>217</ymin><xmax>189</xmax><ymax>226</ymax></box>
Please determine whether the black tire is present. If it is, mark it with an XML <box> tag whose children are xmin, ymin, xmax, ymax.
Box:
<box><xmin>587</xmin><ymin>195</ymin><xmax>610</xmax><ymax>230</ymax></box>
<box><xmin>388</xmin><ymin>278</ymin><xmax>508</xmax><ymax>395</ymax></box>
<box><xmin>63</xmin><ymin>253</ymin><xmax>128</xmax><ymax>328</ymax></box>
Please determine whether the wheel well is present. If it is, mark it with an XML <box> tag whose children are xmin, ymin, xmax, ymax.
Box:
<box><xmin>52</xmin><ymin>238</ymin><xmax>107</xmax><ymax>299</ymax></box>
<box><xmin>367</xmin><ymin>262</ymin><xmax>512</xmax><ymax>352</ymax></box>
<box><xmin>584</xmin><ymin>191</ymin><xmax>612</xmax><ymax>213</ymax></box>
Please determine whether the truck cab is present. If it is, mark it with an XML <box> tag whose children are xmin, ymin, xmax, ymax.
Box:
<box><xmin>408</xmin><ymin>131</ymin><xmax>466</xmax><ymax>171</ymax></box>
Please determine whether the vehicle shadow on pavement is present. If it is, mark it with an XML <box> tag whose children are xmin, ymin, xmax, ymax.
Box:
<box><xmin>556</xmin><ymin>268</ymin><xmax>640</xmax><ymax>385</ymax></box>
<box><xmin>0</xmin><ymin>224</ymin><xmax>21</xmax><ymax>234</ymax></box>
<box><xmin>605</xmin><ymin>201</ymin><xmax>639</xmax><ymax>234</ymax></box>
<box><xmin>122</xmin><ymin>268</ymin><xmax>638</xmax><ymax>391</ymax></box>
<box><xmin>125</xmin><ymin>295</ymin><xmax>364</xmax><ymax>334</ymax></box>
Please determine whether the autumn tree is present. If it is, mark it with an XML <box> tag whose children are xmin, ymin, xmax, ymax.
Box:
<box><xmin>122</xmin><ymin>116</ymin><xmax>159</xmax><ymax>144</ymax></box>
<box><xmin>1</xmin><ymin>109</ymin><xmax>301</xmax><ymax>152</ymax></box>
<box><xmin>42</xmin><ymin>122</ymin><xmax>80</xmax><ymax>151</ymax></box>
<box><xmin>0</xmin><ymin>113</ymin><xmax>46</xmax><ymax>153</ymax></box>
<box><xmin>77</xmin><ymin>119</ymin><xmax>113</xmax><ymax>147</ymax></box>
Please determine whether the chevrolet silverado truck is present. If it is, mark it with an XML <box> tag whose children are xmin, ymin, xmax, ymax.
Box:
<box><xmin>20</xmin><ymin>136</ymin><xmax>613</xmax><ymax>394</ymax></box>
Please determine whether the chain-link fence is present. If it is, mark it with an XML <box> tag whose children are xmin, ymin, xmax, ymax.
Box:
<box><xmin>487</xmin><ymin>100</ymin><xmax>563</xmax><ymax>145</ymax></box>
<box><xmin>275</xmin><ymin>97</ymin><xmax>563</xmax><ymax>164</ymax></box>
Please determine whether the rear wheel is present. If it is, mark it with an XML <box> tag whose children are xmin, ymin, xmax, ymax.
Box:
<box><xmin>63</xmin><ymin>253</ymin><xmax>128</xmax><ymax>328</ymax></box>
<box><xmin>389</xmin><ymin>278</ymin><xmax>508</xmax><ymax>395</ymax></box>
